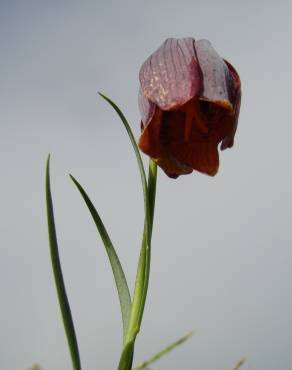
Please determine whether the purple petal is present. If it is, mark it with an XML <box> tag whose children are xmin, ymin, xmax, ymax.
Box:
<box><xmin>139</xmin><ymin>38</ymin><xmax>202</xmax><ymax>110</ymax></box>
<box><xmin>195</xmin><ymin>39</ymin><xmax>233</xmax><ymax>109</ymax></box>
<box><xmin>138</xmin><ymin>88</ymin><xmax>156</xmax><ymax>127</ymax></box>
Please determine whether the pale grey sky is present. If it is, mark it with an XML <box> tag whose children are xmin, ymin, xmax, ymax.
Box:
<box><xmin>1</xmin><ymin>1</ymin><xmax>292</xmax><ymax>370</ymax></box>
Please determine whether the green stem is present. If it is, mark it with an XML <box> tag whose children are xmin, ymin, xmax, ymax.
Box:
<box><xmin>137</xmin><ymin>159</ymin><xmax>157</xmax><ymax>327</ymax></box>
<box><xmin>124</xmin><ymin>229</ymin><xmax>148</xmax><ymax>344</ymax></box>
<box><xmin>121</xmin><ymin>160</ymin><xmax>157</xmax><ymax>370</ymax></box>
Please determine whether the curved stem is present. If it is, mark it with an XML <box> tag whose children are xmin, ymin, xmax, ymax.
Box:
<box><xmin>119</xmin><ymin>160</ymin><xmax>157</xmax><ymax>370</ymax></box>
<box><xmin>137</xmin><ymin>159</ymin><xmax>157</xmax><ymax>326</ymax></box>
<box><xmin>125</xmin><ymin>160</ymin><xmax>157</xmax><ymax>340</ymax></box>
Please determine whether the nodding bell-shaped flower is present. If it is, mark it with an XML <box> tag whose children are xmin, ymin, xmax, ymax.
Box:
<box><xmin>138</xmin><ymin>38</ymin><xmax>241</xmax><ymax>178</ymax></box>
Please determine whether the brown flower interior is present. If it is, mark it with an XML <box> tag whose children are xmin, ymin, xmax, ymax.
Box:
<box><xmin>139</xmin><ymin>97</ymin><xmax>235</xmax><ymax>177</ymax></box>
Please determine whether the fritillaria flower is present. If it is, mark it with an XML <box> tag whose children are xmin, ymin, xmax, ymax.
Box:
<box><xmin>138</xmin><ymin>38</ymin><xmax>241</xmax><ymax>178</ymax></box>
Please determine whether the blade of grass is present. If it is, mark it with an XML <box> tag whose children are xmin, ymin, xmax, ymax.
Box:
<box><xmin>45</xmin><ymin>156</ymin><xmax>81</xmax><ymax>370</ymax></box>
<box><xmin>133</xmin><ymin>331</ymin><xmax>194</xmax><ymax>370</ymax></box>
<box><xmin>70</xmin><ymin>175</ymin><xmax>132</xmax><ymax>343</ymax></box>
<box><xmin>231</xmin><ymin>358</ymin><xmax>246</xmax><ymax>370</ymax></box>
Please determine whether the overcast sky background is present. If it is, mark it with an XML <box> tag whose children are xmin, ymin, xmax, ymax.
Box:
<box><xmin>1</xmin><ymin>1</ymin><xmax>292</xmax><ymax>370</ymax></box>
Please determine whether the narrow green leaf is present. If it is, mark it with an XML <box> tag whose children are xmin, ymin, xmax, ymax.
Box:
<box><xmin>133</xmin><ymin>331</ymin><xmax>194</xmax><ymax>370</ymax></box>
<box><xmin>70</xmin><ymin>174</ymin><xmax>131</xmax><ymax>343</ymax></box>
<box><xmin>231</xmin><ymin>358</ymin><xmax>246</xmax><ymax>370</ymax></box>
<box><xmin>98</xmin><ymin>92</ymin><xmax>148</xmax><ymax>216</ymax></box>
<box><xmin>45</xmin><ymin>156</ymin><xmax>81</xmax><ymax>370</ymax></box>
<box><xmin>98</xmin><ymin>93</ymin><xmax>151</xmax><ymax>344</ymax></box>
<box><xmin>98</xmin><ymin>95</ymin><xmax>157</xmax><ymax>370</ymax></box>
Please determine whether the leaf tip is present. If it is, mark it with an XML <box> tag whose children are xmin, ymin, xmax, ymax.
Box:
<box><xmin>69</xmin><ymin>174</ymin><xmax>78</xmax><ymax>186</ymax></box>
<box><xmin>46</xmin><ymin>155</ymin><xmax>51</xmax><ymax>184</ymax></box>
<box><xmin>46</xmin><ymin>153</ymin><xmax>51</xmax><ymax>167</ymax></box>
<box><xmin>98</xmin><ymin>91</ymin><xmax>106</xmax><ymax>99</ymax></box>
<box><xmin>186</xmin><ymin>330</ymin><xmax>195</xmax><ymax>338</ymax></box>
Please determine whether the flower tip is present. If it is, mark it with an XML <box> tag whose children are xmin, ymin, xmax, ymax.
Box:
<box><xmin>220</xmin><ymin>137</ymin><xmax>234</xmax><ymax>150</ymax></box>
<box><xmin>201</xmin><ymin>164</ymin><xmax>219</xmax><ymax>177</ymax></box>
<box><xmin>209</xmin><ymin>167</ymin><xmax>218</xmax><ymax>176</ymax></box>
<box><xmin>214</xmin><ymin>99</ymin><xmax>233</xmax><ymax>110</ymax></box>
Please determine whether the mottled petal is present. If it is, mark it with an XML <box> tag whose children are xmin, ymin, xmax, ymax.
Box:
<box><xmin>138</xmin><ymin>88</ymin><xmax>156</xmax><ymax>127</ymax></box>
<box><xmin>138</xmin><ymin>37</ymin><xmax>241</xmax><ymax>178</ymax></box>
<box><xmin>139</xmin><ymin>38</ymin><xmax>202</xmax><ymax>110</ymax></box>
<box><xmin>195</xmin><ymin>39</ymin><xmax>233</xmax><ymax>109</ymax></box>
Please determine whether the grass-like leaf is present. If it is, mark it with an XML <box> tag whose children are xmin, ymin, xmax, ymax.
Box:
<box><xmin>70</xmin><ymin>175</ymin><xmax>132</xmax><ymax>343</ymax></box>
<box><xmin>231</xmin><ymin>358</ymin><xmax>246</xmax><ymax>370</ymax></box>
<box><xmin>98</xmin><ymin>92</ymin><xmax>148</xmax><ymax>218</ymax></box>
<box><xmin>133</xmin><ymin>331</ymin><xmax>194</xmax><ymax>370</ymax></box>
<box><xmin>98</xmin><ymin>94</ymin><xmax>157</xmax><ymax>370</ymax></box>
<box><xmin>98</xmin><ymin>93</ymin><xmax>151</xmax><ymax>338</ymax></box>
<box><xmin>45</xmin><ymin>156</ymin><xmax>81</xmax><ymax>370</ymax></box>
